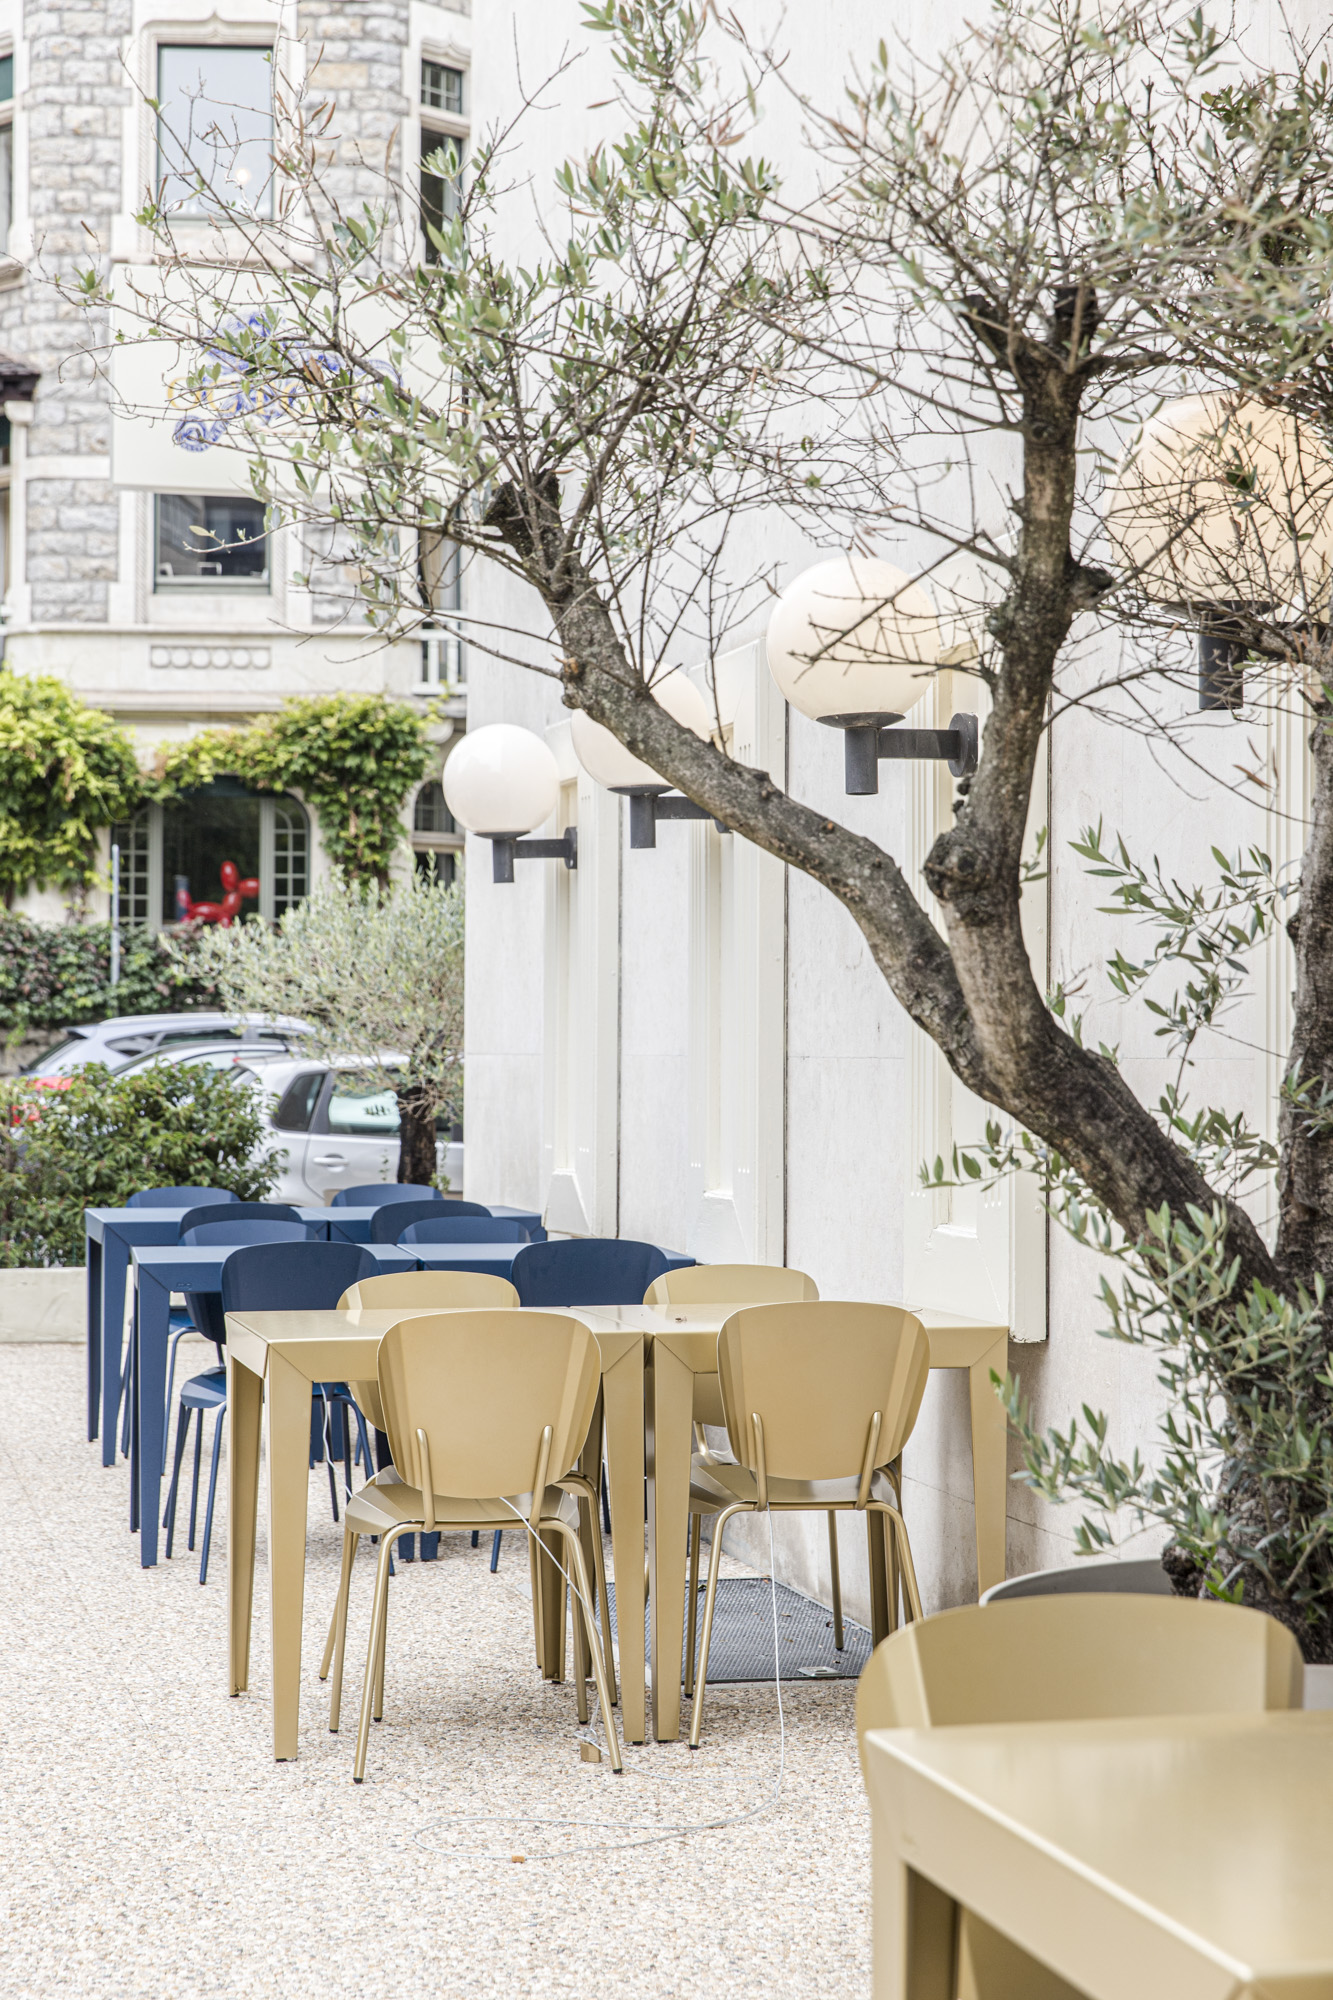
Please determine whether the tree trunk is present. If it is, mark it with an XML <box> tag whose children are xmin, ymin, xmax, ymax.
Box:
<box><xmin>395</xmin><ymin>1084</ymin><xmax>438</xmax><ymax>1186</ymax></box>
<box><xmin>1276</xmin><ymin>700</ymin><xmax>1333</xmax><ymax>1292</ymax></box>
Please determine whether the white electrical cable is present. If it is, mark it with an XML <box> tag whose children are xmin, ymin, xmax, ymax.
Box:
<box><xmin>390</xmin><ymin>1505</ymin><xmax>791</xmax><ymax>1859</ymax></box>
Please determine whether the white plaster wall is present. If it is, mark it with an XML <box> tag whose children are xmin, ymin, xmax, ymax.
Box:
<box><xmin>465</xmin><ymin>0</ymin><xmax>1308</xmax><ymax>1632</ymax></box>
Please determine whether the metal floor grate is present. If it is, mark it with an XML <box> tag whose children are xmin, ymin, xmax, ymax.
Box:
<box><xmin>602</xmin><ymin>1576</ymin><xmax>872</xmax><ymax>1683</ymax></box>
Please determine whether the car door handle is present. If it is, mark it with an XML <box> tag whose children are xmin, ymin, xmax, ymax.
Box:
<box><xmin>312</xmin><ymin>1153</ymin><xmax>346</xmax><ymax>1168</ymax></box>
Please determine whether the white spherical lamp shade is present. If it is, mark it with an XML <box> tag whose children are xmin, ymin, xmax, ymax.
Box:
<box><xmin>766</xmin><ymin>556</ymin><xmax>941</xmax><ymax>724</ymax></box>
<box><xmin>441</xmin><ymin>724</ymin><xmax>560</xmax><ymax>836</ymax></box>
<box><xmin>570</xmin><ymin>670</ymin><xmax>712</xmax><ymax>790</ymax></box>
<box><xmin>1106</xmin><ymin>395</ymin><xmax>1333</xmax><ymax>613</ymax></box>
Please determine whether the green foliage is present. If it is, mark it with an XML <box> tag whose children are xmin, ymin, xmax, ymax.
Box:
<box><xmin>0</xmin><ymin>673</ymin><xmax>141</xmax><ymax>905</ymax></box>
<box><xmin>0</xmin><ymin>915</ymin><xmax>220</xmax><ymax>1036</ymax></box>
<box><xmin>145</xmin><ymin>694</ymin><xmax>435</xmax><ymax>884</ymax></box>
<box><xmin>0</xmin><ymin>1063</ymin><xmax>276</xmax><ymax>1266</ymax></box>
<box><xmin>189</xmin><ymin>872</ymin><xmax>465</xmax><ymax>1123</ymax></box>
<box><xmin>1002</xmin><ymin>1204</ymin><xmax>1333</xmax><ymax>1661</ymax></box>
<box><xmin>919</xmin><ymin>829</ymin><xmax>1333</xmax><ymax>1654</ymax></box>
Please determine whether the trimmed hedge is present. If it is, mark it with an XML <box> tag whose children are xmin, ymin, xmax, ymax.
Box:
<box><xmin>0</xmin><ymin>916</ymin><xmax>219</xmax><ymax>1036</ymax></box>
<box><xmin>0</xmin><ymin>1063</ymin><xmax>277</xmax><ymax>1266</ymax></box>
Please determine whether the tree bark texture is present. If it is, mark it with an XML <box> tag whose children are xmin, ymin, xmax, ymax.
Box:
<box><xmin>395</xmin><ymin>1084</ymin><xmax>438</xmax><ymax>1186</ymax></box>
<box><xmin>482</xmin><ymin>340</ymin><xmax>1288</xmax><ymax>1297</ymax></box>
<box><xmin>1277</xmin><ymin>706</ymin><xmax>1333</xmax><ymax>1292</ymax></box>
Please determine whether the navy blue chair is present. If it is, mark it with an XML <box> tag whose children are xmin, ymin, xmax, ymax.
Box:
<box><xmin>163</xmin><ymin>1239</ymin><xmax>378</xmax><ymax>1584</ymax></box>
<box><xmin>331</xmin><ymin>1183</ymin><xmax>446</xmax><ymax>1207</ymax></box>
<box><xmin>370</xmin><ymin>1198</ymin><xmax>477</xmax><ymax>1243</ymax></box>
<box><xmin>222</xmin><ymin>1236</ymin><xmax>380</xmax><ymax>1526</ymax></box>
<box><xmin>483</xmin><ymin>1239</ymin><xmax>674</xmax><ymax>1574</ymax></box>
<box><xmin>511</xmin><ymin>1238</ymin><xmax>672</xmax><ymax>1308</ymax></box>
<box><xmin>128</xmin><ymin>1186</ymin><xmax>241</xmax><ymax>1208</ymax></box>
<box><xmin>178</xmin><ymin>1200</ymin><xmax>305</xmax><ymax>1236</ymax></box>
<box><xmin>399</xmin><ymin>1216</ymin><xmax>532</xmax><ymax>1245</ymax></box>
<box><xmin>166</xmin><ymin>1219</ymin><xmax>319</xmax><ymax>1414</ymax></box>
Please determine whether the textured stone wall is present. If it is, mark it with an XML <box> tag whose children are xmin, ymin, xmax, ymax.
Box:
<box><xmin>299</xmin><ymin>0</ymin><xmax>410</xmax><ymax>212</ymax></box>
<box><xmin>0</xmin><ymin>0</ymin><xmax>130</xmax><ymax>621</ymax></box>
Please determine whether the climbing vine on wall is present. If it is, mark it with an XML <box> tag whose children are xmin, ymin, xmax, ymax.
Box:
<box><xmin>0</xmin><ymin>673</ymin><xmax>142</xmax><ymax>906</ymax></box>
<box><xmin>145</xmin><ymin>692</ymin><xmax>438</xmax><ymax>884</ymax></box>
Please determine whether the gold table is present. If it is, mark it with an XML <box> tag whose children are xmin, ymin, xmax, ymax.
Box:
<box><xmin>861</xmin><ymin>1709</ymin><xmax>1333</xmax><ymax>1999</ymax></box>
<box><xmin>226</xmin><ymin>1302</ymin><xmax>1007</xmax><ymax>1758</ymax></box>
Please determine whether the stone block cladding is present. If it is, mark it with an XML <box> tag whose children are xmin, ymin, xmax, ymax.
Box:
<box><xmin>1</xmin><ymin>0</ymin><xmax>130</xmax><ymax>620</ymax></box>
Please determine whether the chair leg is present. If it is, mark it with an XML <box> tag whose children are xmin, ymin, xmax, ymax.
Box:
<box><xmin>876</xmin><ymin>1501</ymin><xmax>924</xmax><ymax>1623</ymax></box>
<box><xmin>349</xmin><ymin>1405</ymin><xmax>373</xmax><ymax>1490</ymax></box>
<box><xmin>354</xmin><ymin>1532</ymin><xmax>397</xmax><ymax>1783</ymax></box>
<box><xmin>570</xmin><ymin>1562</ymin><xmax>590</xmax><ymax>1725</ymax></box>
<box><xmin>163</xmin><ymin>1400</ymin><xmax>192</xmax><ymax>1554</ymax></box>
<box><xmin>555</xmin><ymin>1520</ymin><xmax>622</xmax><ymax>1774</ymax></box>
<box><xmin>684</xmin><ymin>1512</ymin><xmax>702</xmax><ymax>1698</ymax></box>
<box><xmin>324</xmin><ymin>1395</ymin><xmax>341</xmax><ymax>1524</ymax></box>
<box><xmin>326</xmin><ymin>1526</ymin><xmax>359</xmax><ymax>1731</ymax></box>
<box><xmin>199</xmin><ymin>1407</ymin><xmax>225</xmax><ymax>1586</ymax></box>
<box><xmin>119</xmin><ymin>1337</ymin><xmax>134</xmax><ymax>1459</ymax></box>
<box><xmin>601</xmin><ymin>1461</ymin><xmax>611</xmax><ymax>1536</ymax></box>
<box><xmin>489</xmin><ymin>1529</ymin><xmax>502</xmax><ymax>1572</ymax></box>
<box><xmin>339</xmin><ymin>1401</ymin><xmax>353</xmax><ymax>1502</ymax></box>
<box><xmin>163</xmin><ymin>1327</ymin><xmax>189</xmax><ymax>1438</ymax></box>
<box><xmin>470</xmin><ymin>1531</ymin><xmax>480</xmax><ymax>1548</ymax></box>
<box><xmin>372</xmin><ymin>1563</ymin><xmax>389</xmax><ymax>1722</ymax></box>
<box><xmin>187</xmin><ymin>1408</ymin><xmax>204</xmax><ymax>1551</ymax></box>
<box><xmin>828</xmin><ymin>1511</ymin><xmax>844</xmax><ymax>1651</ymax></box>
<box><xmin>587</xmin><ymin>1496</ymin><xmax>617</xmax><ymax>1706</ymax></box>
<box><xmin>689</xmin><ymin>1502</ymin><xmax>746</xmax><ymax>1751</ymax></box>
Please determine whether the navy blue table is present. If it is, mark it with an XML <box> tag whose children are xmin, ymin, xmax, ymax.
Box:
<box><xmin>84</xmin><ymin>1196</ymin><xmax>503</xmax><ymax>1455</ymax></box>
<box><xmin>128</xmin><ymin>1241</ymin><xmax>417</xmax><ymax>1566</ymax></box>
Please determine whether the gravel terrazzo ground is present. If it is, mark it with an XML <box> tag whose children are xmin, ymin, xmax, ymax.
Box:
<box><xmin>0</xmin><ymin>1343</ymin><xmax>871</xmax><ymax>1998</ymax></box>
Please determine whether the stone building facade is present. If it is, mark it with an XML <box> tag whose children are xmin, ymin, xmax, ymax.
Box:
<box><xmin>0</xmin><ymin>0</ymin><xmax>469</xmax><ymax>924</ymax></box>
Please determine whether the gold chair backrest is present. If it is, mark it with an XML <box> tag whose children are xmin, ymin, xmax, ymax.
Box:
<box><xmin>856</xmin><ymin>1595</ymin><xmax>1303</xmax><ymax>1754</ymax></box>
<box><xmin>643</xmin><ymin>1264</ymin><xmax>819</xmax><ymax>1306</ymax></box>
<box><xmin>336</xmin><ymin>1272</ymin><xmax>520</xmax><ymax>1429</ymax></box>
<box><xmin>717</xmin><ymin>1301</ymin><xmax>930</xmax><ymax>1483</ymax></box>
<box><xmin>376</xmin><ymin>1309</ymin><xmax>600</xmax><ymax>1501</ymax></box>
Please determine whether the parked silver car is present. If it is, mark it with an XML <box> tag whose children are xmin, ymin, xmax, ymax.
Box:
<box><xmin>233</xmin><ymin>1056</ymin><xmax>463</xmax><ymax>1203</ymax></box>
<box><xmin>22</xmin><ymin>1011</ymin><xmax>304</xmax><ymax>1077</ymax></box>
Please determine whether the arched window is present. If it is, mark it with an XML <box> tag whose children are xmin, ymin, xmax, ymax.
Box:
<box><xmin>110</xmin><ymin>786</ymin><xmax>309</xmax><ymax>929</ymax></box>
<box><xmin>411</xmin><ymin>778</ymin><xmax>461</xmax><ymax>886</ymax></box>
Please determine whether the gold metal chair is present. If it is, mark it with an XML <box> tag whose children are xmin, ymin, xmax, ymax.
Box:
<box><xmin>323</xmin><ymin>1308</ymin><xmax>622</xmax><ymax>1782</ymax></box>
<box><xmin>643</xmin><ymin>1264</ymin><xmax>836</xmax><ymax>1676</ymax></box>
<box><xmin>686</xmin><ymin>1300</ymin><xmax>930</xmax><ymax>1749</ymax></box>
<box><xmin>335</xmin><ymin>1269</ymin><xmax>519</xmax><ymax>1432</ymax></box>
<box><xmin>855</xmin><ymin>1594</ymin><xmax>1304</xmax><ymax>1999</ymax></box>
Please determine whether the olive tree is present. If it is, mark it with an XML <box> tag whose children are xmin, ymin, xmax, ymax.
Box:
<box><xmin>190</xmin><ymin>874</ymin><xmax>464</xmax><ymax>1184</ymax></box>
<box><xmin>85</xmin><ymin>0</ymin><xmax>1333</xmax><ymax>1647</ymax></box>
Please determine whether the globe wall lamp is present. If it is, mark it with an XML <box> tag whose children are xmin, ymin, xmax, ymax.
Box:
<box><xmin>765</xmin><ymin>556</ymin><xmax>979</xmax><ymax>794</ymax></box>
<box><xmin>441</xmin><ymin>723</ymin><xmax>577</xmax><ymax>883</ymax></box>
<box><xmin>571</xmin><ymin>671</ymin><xmax>727</xmax><ymax>848</ymax></box>
<box><xmin>1105</xmin><ymin>395</ymin><xmax>1333</xmax><ymax>713</ymax></box>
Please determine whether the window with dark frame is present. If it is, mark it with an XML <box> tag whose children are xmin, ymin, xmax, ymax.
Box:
<box><xmin>420</xmin><ymin>59</ymin><xmax>465</xmax><ymax>266</ymax></box>
<box><xmin>155</xmin><ymin>493</ymin><xmax>269</xmax><ymax>588</ymax></box>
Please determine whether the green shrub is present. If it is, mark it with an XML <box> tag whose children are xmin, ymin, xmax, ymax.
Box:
<box><xmin>0</xmin><ymin>916</ymin><xmax>220</xmax><ymax>1036</ymax></box>
<box><xmin>0</xmin><ymin>1063</ymin><xmax>277</xmax><ymax>1266</ymax></box>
